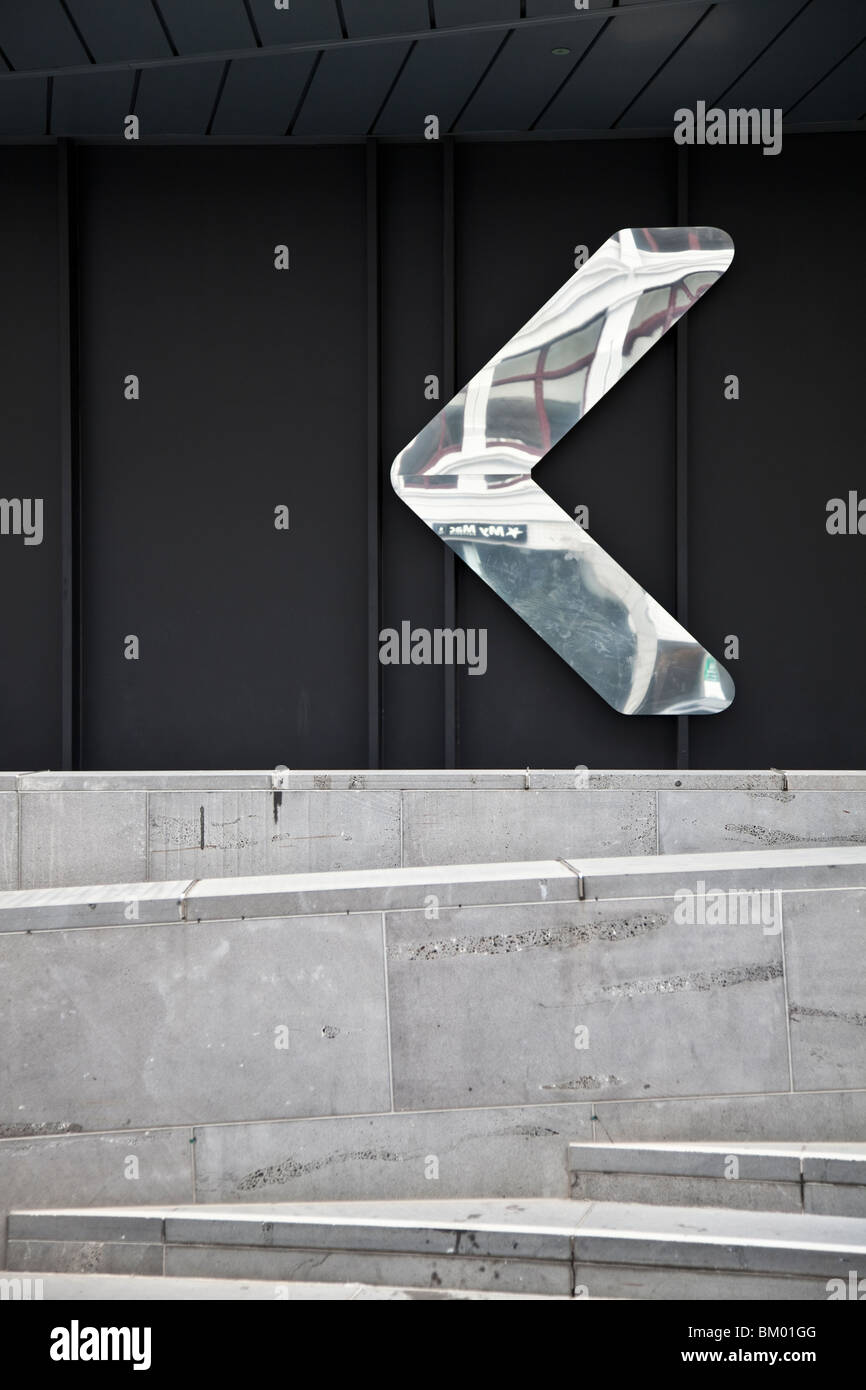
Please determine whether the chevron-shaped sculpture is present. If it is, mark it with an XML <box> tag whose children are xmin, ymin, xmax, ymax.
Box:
<box><xmin>391</xmin><ymin>226</ymin><xmax>735</xmax><ymax>715</ymax></box>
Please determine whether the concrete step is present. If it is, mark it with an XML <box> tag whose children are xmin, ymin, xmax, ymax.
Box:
<box><xmin>5</xmin><ymin>767</ymin><xmax>866</xmax><ymax>893</ymax></box>
<box><xmin>5</xmin><ymin>845</ymin><xmax>866</xmax><ymax>932</ymax></box>
<box><xmin>9</xmin><ymin>1198</ymin><xmax>866</xmax><ymax>1300</ymax></box>
<box><xmin>568</xmin><ymin>1142</ymin><xmax>866</xmax><ymax>1217</ymax></box>
<box><xmin>3</xmin><ymin>843</ymin><xmax>866</xmax><ymax>1276</ymax></box>
<box><xmin>0</xmin><ymin>1271</ymin><xmax>563</xmax><ymax>1300</ymax></box>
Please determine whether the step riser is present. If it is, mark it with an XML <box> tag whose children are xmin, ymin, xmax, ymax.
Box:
<box><xmin>575</xmin><ymin>1265</ymin><xmax>839</xmax><ymax>1301</ymax></box>
<box><xmin>11</xmin><ymin>1212</ymin><xmax>863</xmax><ymax>1287</ymax></box>
<box><xmin>8</xmin><ymin>1239</ymin><xmax>163</xmax><ymax>1278</ymax></box>
<box><xmin>8</xmin><ymin>1108</ymin><xmax>866</xmax><ymax>1274</ymax></box>
<box><xmin>10</xmin><ymin>1236</ymin><xmax>856</xmax><ymax>1301</ymax></box>
<box><xmin>7</xmin><ymin>1238</ymin><xmax>569</xmax><ymax>1297</ymax></box>
<box><xmin>568</xmin><ymin>1145</ymin><xmax>866</xmax><ymax>1218</ymax></box>
<box><xmin>806</xmin><ymin>1184</ymin><xmax>866</xmax><ymax>1218</ymax></box>
<box><xmin>571</xmin><ymin>1171</ymin><xmax>866</xmax><ymax>1217</ymax></box>
<box><xmin>571</xmin><ymin>1171</ymin><xmax>804</xmax><ymax>1213</ymax></box>
<box><xmin>12</xmin><ymin>1189</ymin><xmax>866</xmax><ymax>1302</ymax></box>
<box><xmin>4</xmin><ymin>777</ymin><xmax>866</xmax><ymax>890</ymax></box>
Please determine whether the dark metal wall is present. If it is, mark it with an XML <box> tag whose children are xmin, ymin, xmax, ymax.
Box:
<box><xmin>0</xmin><ymin>133</ymin><xmax>863</xmax><ymax>770</ymax></box>
<box><xmin>77</xmin><ymin>145</ymin><xmax>369</xmax><ymax>769</ymax></box>
<box><xmin>0</xmin><ymin>148</ymin><xmax>62</xmax><ymax>769</ymax></box>
<box><xmin>687</xmin><ymin>135</ymin><xmax>866</xmax><ymax>769</ymax></box>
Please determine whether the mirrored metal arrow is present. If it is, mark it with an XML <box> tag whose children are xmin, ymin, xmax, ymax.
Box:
<box><xmin>391</xmin><ymin>226</ymin><xmax>735</xmax><ymax>715</ymax></box>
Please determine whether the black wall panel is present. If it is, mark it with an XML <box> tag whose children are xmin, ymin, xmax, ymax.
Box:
<box><xmin>688</xmin><ymin>134</ymin><xmax>866</xmax><ymax>769</ymax></box>
<box><xmin>0</xmin><ymin>149</ymin><xmax>62</xmax><ymax>770</ymax></box>
<box><xmin>379</xmin><ymin>145</ymin><xmax>446</xmax><ymax>768</ymax></box>
<box><xmin>77</xmin><ymin>147</ymin><xmax>368</xmax><ymax>768</ymax></box>
<box><xmin>0</xmin><ymin>133</ymin><xmax>864</xmax><ymax>771</ymax></box>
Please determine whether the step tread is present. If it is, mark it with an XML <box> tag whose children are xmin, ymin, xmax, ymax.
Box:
<box><xmin>567</xmin><ymin>1141</ymin><xmax>866</xmax><ymax>1182</ymax></box>
<box><xmin>569</xmin><ymin>1141</ymin><xmax>866</xmax><ymax>1154</ymax></box>
<box><xmin>12</xmin><ymin>1197</ymin><xmax>866</xmax><ymax>1249</ymax></box>
<box><xmin>5</xmin><ymin>844</ymin><xmax>866</xmax><ymax>928</ymax></box>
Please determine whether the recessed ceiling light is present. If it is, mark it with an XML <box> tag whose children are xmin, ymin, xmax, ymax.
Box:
<box><xmin>552</xmin><ymin>47</ymin><xmax>570</xmax><ymax>55</ymax></box>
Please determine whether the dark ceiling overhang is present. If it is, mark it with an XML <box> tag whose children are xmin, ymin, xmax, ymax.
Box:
<box><xmin>0</xmin><ymin>0</ymin><xmax>863</xmax><ymax>140</ymax></box>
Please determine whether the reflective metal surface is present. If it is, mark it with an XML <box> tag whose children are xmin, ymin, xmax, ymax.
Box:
<box><xmin>391</xmin><ymin>227</ymin><xmax>735</xmax><ymax>715</ymax></box>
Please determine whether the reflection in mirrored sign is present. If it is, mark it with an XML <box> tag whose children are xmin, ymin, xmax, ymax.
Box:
<box><xmin>391</xmin><ymin>227</ymin><xmax>735</xmax><ymax>716</ymax></box>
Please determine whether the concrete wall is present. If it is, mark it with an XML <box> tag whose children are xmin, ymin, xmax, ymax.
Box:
<box><xmin>2</xmin><ymin>848</ymin><xmax>865</xmax><ymax>1264</ymax></box>
<box><xmin>3</xmin><ymin>770</ymin><xmax>866</xmax><ymax>889</ymax></box>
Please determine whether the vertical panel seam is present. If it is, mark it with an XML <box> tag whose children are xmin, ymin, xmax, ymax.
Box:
<box><xmin>189</xmin><ymin>1125</ymin><xmax>198</xmax><ymax>1204</ymax></box>
<box><xmin>442</xmin><ymin>136</ymin><xmax>457</xmax><ymax>768</ymax></box>
<box><xmin>58</xmin><ymin>138</ymin><xmax>81</xmax><ymax>771</ymax></box>
<box><xmin>366</xmin><ymin>139</ymin><xmax>382</xmax><ymax>768</ymax></box>
<box><xmin>675</xmin><ymin>142</ymin><xmax>690</xmax><ymax>772</ymax></box>
<box><xmin>381</xmin><ymin>910</ymin><xmax>395</xmax><ymax>1113</ymax></box>
<box><xmin>778</xmin><ymin>888</ymin><xmax>795</xmax><ymax>1093</ymax></box>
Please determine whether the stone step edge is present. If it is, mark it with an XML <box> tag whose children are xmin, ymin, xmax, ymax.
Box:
<box><xmin>10</xmin><ymin>1204</ymin><xmax>866</xmax><ymax>1278</ymax></box>
<box><xmin>3</xmin><ymin>845</ymin><xmax>866</xmax><ymax>929</ymax></box>
<box><xmin>6</xmin><ymin>769</ymin><xmax>860</xmax><ymax>793</ymax></box>
<box><xmin>567</xmin><ymin>1142</ymin><xmax>866</xmax><ymax>1184</ymax></box>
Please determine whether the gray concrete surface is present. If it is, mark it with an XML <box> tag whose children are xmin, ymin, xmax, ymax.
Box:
<box><xmin>3</xmin><ymin>781</ymin><xmax>866</xmax><ymax>1286</ymax></box>
<box><xmin>190</xmin><ymin>1103</ymin><xmax>592</xmax><ymax>1203</ymax></box>
<box><xmin>148</xmin><ymin>789</ymin><xmax>402</xmax><ymax>878</ymax></box>
<box><xmin>3</xmin><ymin>771</ymin><xmax>866</xmax><ymax>888</ymax></box>
<box><xmin>2</xmin><ymin>852</ymin><xmax>865</xmax><ymax>1259</ymax></box>
<box><xmin>0</xmin><ymin>1271</ymin><xmax>565</xmax><ymax>1299</ymax></box>
<box><xmin>401</xmin><ymin>788</ymin><xmax>657</xmax><ymax>864</ymax></box>
<box><xmin>19</xmin><ymin>792</ymin><xmax>147</xmax><ymax>889</ymax></box>
<box><xmin>782</xmin><ymin>888</ymin><xmax>866</xmax><ymax>1091</ymax></box>
<box><xmin>10</xmin><ymin>1198</ymin><xmax>866</xmax><ymax>1298</ymax></box>
<box><xmin>658</xmin><ymin>789</ymin><xmax>866</xmax><ymax>854</ymax></box>
<box><xmin>567</xmin><ymin>1141</ymin><xmax>866</xmax><ymax>1216</ymax></box>
<box><xmin>8</xmin><ymin>770</ymin><xmax>795</xmax><ymax>792</ymax></box>
<box><xmin>385</xmin><ymin>896</ymin><xmax>789</xmax><ymax>1109</ymax></box>
<box><xmin>4</xmin><ymin>846</ymin><xmax>866</xmax><ymax>931</ymax></box>
<box><xmin>0</xmin><ymin>910</ymin><xmax>391</xmax><ymax>1130</ymax></box>
<box><xmin>570</xmin><ymin>1171</ymin><xmax>804</xmax><ymax>1212</ymax></box>
<box><xmin>589</xmin><ymin>1088</ymin><xmax>866</xmax><ymax>1142</ymax></box>
<box><xmin>0</xmin><ymin>1127</ymin><xmax>193</xmax><ymax>1269</ymax></box>
<box><xmin>0</xmin><ymin>793</ymin><xmax>16</xmax><ymax>892</ymax></box>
